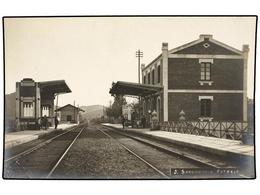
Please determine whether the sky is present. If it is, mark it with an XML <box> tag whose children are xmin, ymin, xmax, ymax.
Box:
<box><xmin>4</xmin><ymin>17</ymin><xmax>256</xmax><ymax>107</ymax></box>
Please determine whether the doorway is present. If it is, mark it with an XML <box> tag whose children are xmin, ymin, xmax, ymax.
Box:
<box><xmin>67</xmin><ymin>115</ymin><xmax>72</xmax><ymax>121</ymax></box>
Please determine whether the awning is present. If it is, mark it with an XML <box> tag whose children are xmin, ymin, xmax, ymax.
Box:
<box><xmin>39</xmin><ymin>80</ymin><xmax>71</xmax><ymax>95</ymax></box>
<box><xmin>109</xmin><ymin>81</ymin><xmax>162</xmax><ymax>97</ymax></box>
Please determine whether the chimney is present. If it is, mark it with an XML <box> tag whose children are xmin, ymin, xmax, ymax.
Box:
<box><xmin>162</xmin><ymin>42</ymin><xmax>168</xmax><ymax>50</ymax></box>
<box><xmin>242</xmin><ymin>44</ymin><xmax>249</xmax><ymax>59</ymax></box>
<box><xmin>199</xmin><ymin>34</ymin><xmax>213</xmax><ymax>40</ymax></box>
<box><xmin>243</xmin><ymin>44</ymin><xmax>249</xmax><ymax>53</ymax></box>
<box><xmin>141</xmin><ymin>63</ymin><xmax>145</xmax><ymax>70</ymax></box>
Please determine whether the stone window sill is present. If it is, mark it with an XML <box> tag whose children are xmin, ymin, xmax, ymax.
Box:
<box><xmin>199</xmin><ymin>81</ymin><xmax>214</xmax><ymax>86</ymax></box>
<box><xmin>199</xmin><ymin>117</ymin><xmax>213</xmax><ymax>122</ymax></box>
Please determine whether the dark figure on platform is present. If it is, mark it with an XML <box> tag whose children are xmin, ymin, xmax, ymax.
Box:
<box><xmin>131</xmin><ymin>111</ymin><xmax>136</xmax><ymax>128</ymax></box>
<box><xmin>121</xmin><ymin>115</ymin><xmax>126</xmax><ymax>129</ymax></box>
<box><xmin>38</xmin><ymin>117</ymin><xmax>42</xmax><ymax>130</ymax></box>
<box><xmin>43</xmin><ymin>115</ymin><xmax>48</xmax><ymax>130</ymax></box>
<box><xmin>54</xmin><ymin>115</ymin><xmax>59</xmax><ymax>129</ymax></box>
<box><xmin>141</xmin><ymin>115</ymin><xmax>146</xmax><ymax>128</ymax></box>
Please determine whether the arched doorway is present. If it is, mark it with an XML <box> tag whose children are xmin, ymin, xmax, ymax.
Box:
<box><xmin>157</xmin><ymin>97</ymin><xmax>161</xmax><ymax>121</ymax></box>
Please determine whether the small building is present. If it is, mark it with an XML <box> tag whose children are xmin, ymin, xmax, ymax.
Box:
<box><xmin>55</xmin><ymin>104</ymin><xmax>84</xmax><ymax>124</ymax></box>
<box><xmin>110</xmin><ymin>34</ymin><xmax>249</xmax><ymax>123</ymax></box>
<box><xmin>15</xmin><ymin>78</ymin><xmax>71</xmax><ymax>130</ymax></box>
<box><xmin>122</xmin><ymin>104</ymin><xmax>133</xmax><ymax>121</ymax></box>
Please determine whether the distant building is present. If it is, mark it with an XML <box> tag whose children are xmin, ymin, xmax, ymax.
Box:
<box><xmin>14</xmin><ymin>78</ymin><xmax>71</xmax><ymax>130</ymax></box>
<box><xmin>110</xmin><ymin>34</ymin><xmax>249</xmax><ymax>122</ymax></box>
<box><xmin>55</xmin><ymin>104</ymin><xmax>85</xmax><ymax>124</ymax></box>
<box><xmin>122</xmin><ymin>104</ymin><xmax>133</xmax><ymax>120</ymax></box>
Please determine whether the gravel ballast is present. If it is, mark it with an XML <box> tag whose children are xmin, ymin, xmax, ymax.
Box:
<box><xmin>52</xmin><ymin>126</ymin><xmax>163</xmax><ymax>179</ymax></box>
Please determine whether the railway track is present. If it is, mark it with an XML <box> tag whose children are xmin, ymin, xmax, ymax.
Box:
<box><xmin>97</xmin><ymin>127</ymin><xmax>169</xmax><ymax>178</ymax></box>
<box><xmin>46</xmin><ymin>126</ymin><xmax>85</xmax><ymax>178</ymax></box>
<box><xmin>4</xmin><ymin>123</ymin><xmax>249</xmax><ymax>179</ymax></box>
<box><xmin>98</xmin><ymin>125</ymin><xmax>248</xmax><ymax>178</ymax></box>
<box><xmin>4</xmin><ymin>124</ymin><xmax>86</xmax><ymax>179</ymax></box>
<box><xmin>5</xmin><ymin>126</ymin><xmax>78</xmax><ymax>162</ymax></box>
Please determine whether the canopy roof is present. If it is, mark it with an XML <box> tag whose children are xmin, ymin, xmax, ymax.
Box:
<box><xmin>109</xmin><ymin>81</ymin><xmax>162</xmax><ymax>97</ymax></box>
<box><xmin>39</xmin><ymin>80</ymin><xmax>71</xmax><ymax>95</ymax></box>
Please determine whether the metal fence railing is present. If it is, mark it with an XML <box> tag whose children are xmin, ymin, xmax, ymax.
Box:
<box><xmin>153</xmin><ymin>121</ymin><xmax>249</xmax><ymax>140</ymax></box>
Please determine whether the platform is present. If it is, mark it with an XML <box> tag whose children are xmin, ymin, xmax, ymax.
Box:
<box><xmin>102</xmin><ymin>123</ymin><xmax>254</xmax><ymax>158</ymax></box>
<box><xmin>5</xmin><ymin>123</ymin><xmax>77</xmax><ymax>149</ymax></box>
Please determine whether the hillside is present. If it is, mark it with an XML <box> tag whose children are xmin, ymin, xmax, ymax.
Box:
<box><xmin>80</xmin><ymin>105</ymin><xmax>105</xmax><ymax>120</ymax></box>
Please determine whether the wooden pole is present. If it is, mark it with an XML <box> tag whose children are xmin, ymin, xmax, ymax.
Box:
<box><xmin>55</xmin><ymin>94</ymin><xmax>59</xmax><ymax>116</ymax></box>
<box><xmin>136</xmin><ymin>49</ymin><xmax>143</xmax><ymax>120</ymax></box>
<box><xmin>74</xmin><ymin>100</ymin><xmax>76</xmax><ymax>123</ymax></box>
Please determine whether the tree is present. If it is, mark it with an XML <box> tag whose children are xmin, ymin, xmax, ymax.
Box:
<box><xmin>106</xmin><ymin>95</ymin><xmax>126</xmax><ymax>119</ymax></box>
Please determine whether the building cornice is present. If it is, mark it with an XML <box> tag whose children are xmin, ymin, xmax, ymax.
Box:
<box><xmin>168</xmin><ymin>89</ymin><xmax>243</xmax><ymax>93</ymax></box>
<box><xmin>168</xmin><ymin>38</ymin><xmax>204</xmax><ymax>54</ymax></box>
<box><xmin>168</xmin><ymin>54</ymin><xmax>244</xmax><ymax>59</ymax></box>
<box><xmin>142</xmin><ymin>54</ymin><xmax>162</xmax><ymax>72</ymax></box>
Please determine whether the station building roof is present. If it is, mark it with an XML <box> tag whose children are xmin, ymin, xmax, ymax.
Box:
<box><xmin>55</xmin><ymin>104</ymin><xmax>85</xmax><ymax>112</ymax></box>
<box><xmin>109</xmin><ymin>81</ymin><xmax>162</xmax><ymax>97</ymax></box>
<box><xmin>39</xmin><ymin>80</ymin><xmax>71</xmax><ymax>95</ymax></box>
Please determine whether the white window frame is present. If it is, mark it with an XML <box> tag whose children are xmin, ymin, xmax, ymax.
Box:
<box><xmin>22</xmin><ymin>102</ymin><xmax>34</xmax><ymax>118</ymax></box>
<box><xmin>198</xmin><ymin>96</ymin><xmax>213</xmax><ymax>121</ymax></box>
<box><xmin>198</xmin><ymin>96</ymin><xmax>213</xmax><ymax>101</ymax></box>
<box><xmin>199</xmin><ymin>59</ymin><xmax>214</xmax><ymax>86</ymax></box>
<box><xmin>42</xmin><ymin>105</ymin><xmax>50</xmax><ymax>117</ymax></box>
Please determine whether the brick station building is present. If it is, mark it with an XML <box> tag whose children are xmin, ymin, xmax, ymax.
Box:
<box><xmin>110</xmin><ymin>34</ymin><xmax>249</xmax><ymax>123</ymax></box>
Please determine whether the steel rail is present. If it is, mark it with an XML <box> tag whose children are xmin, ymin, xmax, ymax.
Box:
<box><xmin>5</xmin><ymin>125</ymin><xmax>80</xmax><ymax>162</ymax></box>
<box><xmin>102</xmin><ymin>125</ymin><xmax>249</xmax><ymax>178</ymax></box>
<box><xmin>103</xmin><ymin>126</ymin><xmax>222</xmax><ymax>169</ymax></box>
<box><xmin>96</xmin><ymin>127</ymin><xmax>170</xmax><ymax>179</ymax></box>
<box><xmin>46</xmin><ymin>126</ymin><xmax>85</xmax><ymax>178</ymax></box>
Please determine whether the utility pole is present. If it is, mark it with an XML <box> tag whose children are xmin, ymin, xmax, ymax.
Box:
<box><xmin>136</xmin><ymin>49</ymin><xmax>143</xmax><ymax>84</ymax></box>
<box><xmin>74</xmin><ymin>100</ymin><xmax>76</xmax><ymax>123</ymax></box>
<box><xmin>77</xmin><ymin>104</ymin><xmax>79</xmax><ymax>124</ymax></box>
<box><xmin>55</xmin><ymin>94</ymin><xmax>59</xmax><ymax>116</ymax></box>
<box><xmin>136</xmin><ymin>49</ymin><xmax>143</xmax><ymax>120</ymax></box>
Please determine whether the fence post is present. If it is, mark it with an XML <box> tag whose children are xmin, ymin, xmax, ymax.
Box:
<box><xmin>220</xmin><ymin>122</ymin><xmax>222</xmax><ymax>138</ymax></box>
<box><xmin>208</xmin><ymin>121</ymin><xmax>210</xmax><ymax>136</ymax></box>
<box><xmin>234</xmin><ymin>122</ymin><xmax>236</xmax><ymax>140</ymax></box>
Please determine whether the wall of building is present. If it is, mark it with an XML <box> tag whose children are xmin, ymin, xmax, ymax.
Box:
<box><xmin>5</xmin><ymin>92</ymin><xmax>16</xmax><ymax>132</ymax></box>
<box><xmin>143</xmin><ymin>62</ymin><xmax>162</xmax><ymax>85</ymax></box>
<box><xmin>174</xmin><ymin>39</ymin><xmax>241</xmax><ymax>55</ymax></box>
<box><xmin>142</xmin><ymin>93</ymin><xmax>164</xmax><ymax>123</ymax></box>
<box><xmin>60</xmin><ymin>106</ymin><xmax>79</xmax><ymax>123</ymax></box>
<box><xmin>41</xmin><ymin>93</ymin><xmax>55</xmax><ymax>125</ymax></box>
<box><xmin>15</xmin><ymin>80</ymin><xmax>41</xmax><ymax>130</ymax></box>
<box><xmin>168</xmin><ymin>58</ymin><xmax>244</xmax><ymax>90</ymax></box>
<box><xmin>141</xmin><ymin>37</ymin><xmax>246</xmax><ymax>123</ymax></box>
<box><xmin>168</xmin><ymin>93</ymin><xmax>243</xmax><ymax>121</ymax></box>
